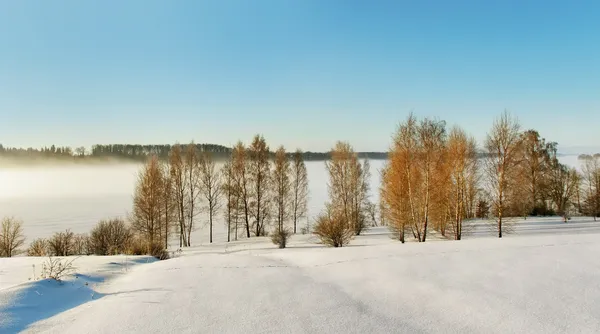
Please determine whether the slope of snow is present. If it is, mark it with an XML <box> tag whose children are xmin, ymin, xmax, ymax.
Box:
<box><xmin>0</xmin><ymin>218</ymin><xmax>599</xmax><ymax>333</ymax></box>
<box><xmin>0</xmin><ymin>255</ymin><xmax>156</xmax><ymax>332</ymax></box>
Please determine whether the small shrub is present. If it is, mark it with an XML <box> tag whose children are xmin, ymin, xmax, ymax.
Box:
<box><xmin>0</xmin><ymin>217</ymin><xmax>26</xmax><ymax>257</ymax></box>
<box><xmin>48</xmin><ymin>229</ymin><xmax>75</xmax><ymax>256</ymax></box>
<box><xmin>40</xmin><ymin>256</ymin><xmax>77</xmax><ymax>282</ymax></box>
<box><xmin>149</xmin><ymin>242</ymin><xmax>169</xmax><ymax>260</ymax></box>
<box><xmin>127</xmin><ymin>236</ymin><xmax>147</xmax><ymax>255</ymax></box>
<box><xmin>72</xmin><ymin>233</ymin><xmax>91</xmax><ymax>255</ymax></box>
<box><xmin>27</xmin><ymin>238</ymin><xmax>49</xmax><ymax>257</ymax></box>
<box><xmin>271</xmin><ymin>228</ymin><xmax>291</xmax><ymax>249</ymax></box>
<box><xmin>313</xmin><ymin>207</ymin><xmax>353</xmax><ymax>247</ymax></box>
<box><xmin>127</xmin><ymin>237</ymin><xmax>169</xmax><ymax>260</ymax></box>
<box><xmin>90</xmin><ymin>218</ymin><xmax>133</xmax><ymax>255</ymax></box>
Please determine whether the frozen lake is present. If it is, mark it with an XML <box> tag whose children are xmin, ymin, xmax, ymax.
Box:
<box><xmin>0</xmin><ymin>160</ymin><xmax>386</xmax><ymax>245</ymax></box>
<box><xmin>0</xmin><ymin>155</ymin><xmax>582</xmax><ymax>246</ymax></box>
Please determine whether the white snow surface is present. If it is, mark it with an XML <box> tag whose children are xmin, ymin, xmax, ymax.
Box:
<box><xmin>2</xmin><ymin>218</ymin><xmax>600</xmax><ymax>333</ymax></box>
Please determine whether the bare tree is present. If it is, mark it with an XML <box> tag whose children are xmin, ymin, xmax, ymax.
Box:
<box><xmin>581</xmin><ymin>155</ymin><xmax>600</xmax><ymax>220</ymax></box>
<box><xmin>271</xmin><ymin>146</ymin><xmax>292</xmax><ymax>247</ymax></box>
<box><xmin>200</xmin><ymin>151</ymin><xmax>223</xmax><ymax>243</ymax></box>
<box><xmin>248</xmin><ymin>135</ymin><xmax>271</xmax><ymax>236</ymax></box>
<box><xmin>547</xmin><ymin>146</ymin><xmax>580</xmax><ymax>222</ymax></box>
<box><xmin>272</xmin><ymin>146</ymin><xmax>291</xmax><ymax>231</ymax></box>
<box><xmin>484</xmin><ymin>111</ymin><xmax>522</xmax><ymax>238</ymax></box>
<box><xmin>0</xmin><ymin>217</ymin><xmax>26</xmax><ymax>257</ymax></box>
<box><xmin>131</xmin><ymin>155</ymin><xmax>164</xmax><ymax>250</ymax></box>
<box><xmin>160</xmin><ymin>161</ymin><xmax>176</xmax><ymax>249</ymax></box>
<box><xmin>221</xmin><ymin>159</ymin><xmax>236</xmax><ymax>242</ymax></box>
<box><xmin>350</xmin><ymin>158</ymin><xmax>371</xmax><ymax>235</ymax></box>
<box><xmin>169</xmin><ymin>144</ymin><xmax>188</xmax><ymax>247</ymax></box>
<box><xmin>48</xmin><ymin>229</ymin><xmax>75</xmax><ymax>256</ymax></box>
<box><xmin>290</xmin><ymin>149</ymin><xmax>309</xmax><ymax>234</ymax></box>
<box><xmin>519</xmin><ymin>130</ymin><xmax>552</xmax><ymax>215</ymax></box>
<box><xmin>184</xmin><ymin>143</ymin><xmax>202</xmax><ymax>246</ymax></box>
<box><xmin>232</xmin><ymin>141</ymin><xmax>252</xmax><ymax>238</ymax></box>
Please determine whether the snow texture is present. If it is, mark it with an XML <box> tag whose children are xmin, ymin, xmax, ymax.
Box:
<box><xmin>2</xmin><ymin>218</ymin><xmax>600</xmax><ymax>333</ymax></box>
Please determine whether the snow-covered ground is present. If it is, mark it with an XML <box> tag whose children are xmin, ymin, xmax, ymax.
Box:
<box><xmin>2</xmin><ymin>217</ymin><xmax>600</xmax><ymax>333</ymax></box>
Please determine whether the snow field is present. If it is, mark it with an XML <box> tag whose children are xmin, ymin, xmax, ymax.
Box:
<box><xmin>2</xmin><ymin>219</ymin><xmax>600</xmax><ymax>333</ymax></box>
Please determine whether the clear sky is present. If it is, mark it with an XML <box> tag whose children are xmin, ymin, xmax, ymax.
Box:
<box><xmin>1</xmin><ymin>0</ymin><xmax>599</xmax><ymax>153</ymax></box>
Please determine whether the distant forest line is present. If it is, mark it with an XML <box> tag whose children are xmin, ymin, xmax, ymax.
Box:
<box><xmin>0</xmin><ymin>143</ymin><xmax>592</xmax><ymax>164</ymax></box>
<box><xmin>0</xmin><ymin>143</ymin><xmax>389</xmax><ymax>162</ymax></box>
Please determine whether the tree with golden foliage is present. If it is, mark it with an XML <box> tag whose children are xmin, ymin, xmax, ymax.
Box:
<box><xmin>290</xmin><ymin>149</ymin><xmax>309</xmax><ymax>234</ymax></box>
<box><xmin>313</xmin><ymin>204</ymin><xmax>354</xmax><ymax>247</ymax></box>
<box><xmin>381</xmin><ymin>114</ymin><xmax>446</xmax><ymax>242</ymax></box>
<box><xmin>444</xmin><ymin>127</ymin><xmax>478</xmax><ymax>240</ymax></box>
<box><xmin>200</xmin><ymin>151</ymin><xmax>223</xmax><ymax>243</ymax></box>
<box><xmin>0</xmin><ymin>217</ymin><xmax>25</xmax><ymax>257</ymax></box>
<box><xmin>248</xmin><ymin>135</ymin><xmax>271</xmax><ymax>237</ymax></box>
<box><xmin>381</xmin><ymin>159</ymin><xmax>410</xmax><ymax>242</ymax></box>
<box><xmin>484</xmin><ymin>111</ymin><xmax>523</xmax><ymax>238</ymax></box>
<box><xmin>232</xmin><ymin>141</ymin><xmax>251</xmax><ymax>238</ymax></box>
<box><xmin>131</xmin><ymin>155</ymin><xmax>164</xmax><ymax>249</ymax></box>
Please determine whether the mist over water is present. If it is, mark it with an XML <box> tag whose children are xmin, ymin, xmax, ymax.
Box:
<box><xmin>0</xmin><ymin>160</ymin><xmax>385</xmax><ymax>244</ymax></box>
<box><xmin>0</xmin><ymin>156</ymin><xmax>580</xmax><ymax>244</ymax></box>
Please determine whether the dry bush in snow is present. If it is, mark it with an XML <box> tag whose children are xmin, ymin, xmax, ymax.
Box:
<box><xmin>41</xmin><ymin>256</ymin><xmax>77</xmax><ymax>282</ymax></box>
<box><xmin>72</xmin><ymin>233</ymin><xmax>92</xmax><ymax>255</ymax></box>
<box><xmin>90</xmin><ymin>218</ymin><xmax>133</xmax><ymax>255</ymax></box>
<box><xmin>271</xmin><ymin>228</ymin><xmax>291</xmax><ymax>249</ymax></box>
<box><xmin>313</xmin><ymin>206</ymin><xmax>353</xmax><ymax>247</ymax></box>
<box><xmin>0</xmin><ymin>217</ymin><xmax>26</xmax><ymax>257</ymax></box>
<box><xmin>28</xmin><ymin>238</ymin><xmax>49</xmax><ymax>256</ymax></box>
<box><xmin>48</xmin><ymin>229</ymin><xmax>75</xmax><ymax>256</ymax></box>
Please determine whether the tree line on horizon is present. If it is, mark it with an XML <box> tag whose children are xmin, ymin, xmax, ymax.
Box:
<box><xmin>0</xmin><ymin>143</ymin><xmax>388</xmax><ymax>161</ymax></box>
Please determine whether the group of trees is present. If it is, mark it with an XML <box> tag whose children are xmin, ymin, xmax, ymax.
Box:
<box><xmin>130</xmin><ymin>135</ymin><xmax>310</xmax><ymax>249</ymax></box>
<box><xmin>378</xmin><ymin>111</ymin><xmax>600</xmax><ymax>243</ymax></box>
<box><xmin>312</xmin><ymin>141</ymin><xmax>373</xmax><ymax>247</ymax></box>
<box><xmin>380</xmin><ymin>115</ymin><xmax>478</xmax><ymax>242</ymax></box>
<box><xmin>219</xmin><ymin>136</ymin><xmax>310</xmax><ymax>247</ymax></box>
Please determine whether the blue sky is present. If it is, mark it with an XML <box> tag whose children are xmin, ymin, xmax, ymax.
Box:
<box><xmin>1</xmin><ymin>0</ymin><xmax>599</xmax><ymax>152</ymax></box>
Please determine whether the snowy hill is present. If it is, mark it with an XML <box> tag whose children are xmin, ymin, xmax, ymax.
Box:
<box><xmin>2</xmin><ymin>218</ymin><xmax>600</xmax><ymax>333</ymax></box>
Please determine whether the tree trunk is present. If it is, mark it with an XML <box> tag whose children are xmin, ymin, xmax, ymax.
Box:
<box><xmin>209</xmin><ymin>206</ymin><xmax>213</xmax><ymax>243</ymax></box>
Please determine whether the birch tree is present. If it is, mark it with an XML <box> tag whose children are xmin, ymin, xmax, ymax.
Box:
<box><xmin>169</xmin><ymin>144</ymin><xmax>188</xmax><ymax>247</ymax></box>
<box><xmin>445</xmin><ymin>127</ymin><xmax>478</xmax><ymax>240</ymax></box>
<box><xmin>248</xmin><ymin>135</ymin><xmax>271</xmax><ymax>237</ymax></box>
<box><xmin>290</xmin><ymin>149</ymin><xmax>309</xmax><ymax>234</ymax></box>
<box><xmin>582</xmin><ymin>155</ymin><xmax>600</xmax><ymax>220</ymax></box>
<box><xmin>131</xmin><ymin>155</ymin><xmax>164</xmax><ymax>249</ymax></box>
<box><xmin>200</xmin><ymin>151</ymin><xmax>222</xmax><ymax>243</ymax></box>
<box><xmin>184</xmin><ymin>143</ymin><xmax>202</xmax><ymax>246</ymax></box>
<box><xmin>484</xmin><ymin>111</ymin><xmax>522</xmax><ymax>238</ymax></box>
<box><xmin>232</xmin><ymin>141</ymin><xmax>251</xmax><ymax>238</ymax></box>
